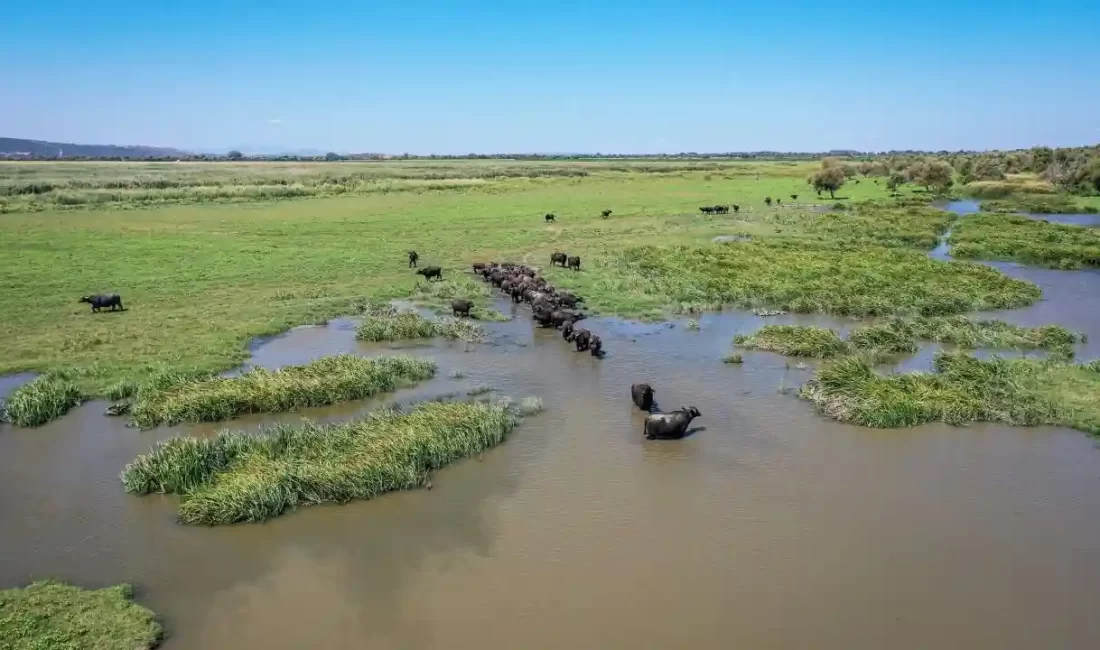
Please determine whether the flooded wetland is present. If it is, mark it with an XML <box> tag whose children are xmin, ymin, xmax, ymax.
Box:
<box><xmin>4</xmin><ymin>160</ymin><xmax>1100</xmax><ymax>648</ymax></box>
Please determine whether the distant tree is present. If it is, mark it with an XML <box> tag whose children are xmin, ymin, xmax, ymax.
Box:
<box><xmin>886</xmin><ymin>172</ymin><xmax>906</xmax><ymax>195</ymax></box>
<box><xmin>907</xmin><ymin>159</ymin><xmax>954</xmax><ymax>194</ymax></box>
<box><xmin>227</xmin><ymin>150</ymin><xmax>243</xmax><ymax>160</ymax></box>
<box><xmin>324</xmin><ymin>152</ymin><xmax>341</xmax><ymax>161</ymax></box>
<box><xmin>809</xmin><ymin>163</ymin><xmax>847</xmax><ymax>199</ymax></box>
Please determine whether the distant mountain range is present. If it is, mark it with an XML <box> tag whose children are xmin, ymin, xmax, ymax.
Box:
<box><xmin>0</xmin><ymin>137</ymin><xmax>189</xmax><ymax>159</ymax></box>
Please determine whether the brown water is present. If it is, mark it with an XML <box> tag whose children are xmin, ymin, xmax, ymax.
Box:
<box><xmin>5</xmin><ymin>294</ymin><xmax>1100</xmax><ymax>648</ymax></box>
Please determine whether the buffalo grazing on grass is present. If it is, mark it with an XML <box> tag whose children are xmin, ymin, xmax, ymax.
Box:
<box><xmin>567</xmin><ymin>255</ymin><xmax>581</xmax><ymax>271</ymax></box>
<box><xmin>80</xmin><ymin>293</ymin><xmax>124</xmax><ymax>313</ymax></box>
<box><xmin>416</xmin><ymin>266</ymin><xmax>443</xmax><ymax>282</ymax></box>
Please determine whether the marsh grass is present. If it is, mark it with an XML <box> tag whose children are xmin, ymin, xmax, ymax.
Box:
<box><xmin>0</xmin><ymin>580</ymin><xmax>163</xmax><ymax>650</ymax></box>
<box><xmin>951</xmin><ymin>212</ymin><xmax>1100</xmax><ymax>269</ymax></box>
<box><xmin>734</xmin><ymin>326</ymin><xmax>848</xmax><ymax>358</ymax></box>
<box><xmin>121</xmin><ymin>399</ymin><xmax>530</xmax><ymax>524</ymax></box>
<box><xmin>2</xmin><ymin>374</ymin><xmax>85</xmax><ymax>427</ymax></box>
<box><xmin>734</xmin><ymin>318</ymin><xmax>1081</xmax><ymax>361</ymax></box>
<box><xmin>578</xmin><ymin>240</ymin><xmax>1040</xmax><ymax>319</ymax></box>
<box><xmin>981</xmin><ymin>195</ymin><xmax>1097</xmax><ymax>214</ymax></box>
<box><xmin>129</xmin><ymin>354</ymin><xmax>435</xmax><ymax>428</ymax></box>
<box><xmin>722</xmin><ymin>353</ymin><xmax>744</xmax><ymax>364</ymax></box>
<box><xmin>800</xmin><ymin>352</ymin><xmax>1100</xmax><ymax>433</ymax></box>
<box><xmin>355</xmin><ymin>308</ymin><xmax>485</xmax><ymax>342</ymax></box>
<box><xmin>408</xmin><ymin>274</ymin><xmax>509</xmax><ymax>321</ymax></box>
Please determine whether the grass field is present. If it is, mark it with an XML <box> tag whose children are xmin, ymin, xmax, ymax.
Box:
<box><xmin>121</xmin><ymin>399</ymin><xmax>534</xmax><ymax>524</ymax></box>
<box><xmin>0</xmin><ymin>580</ymin><xmax>162</xmax><ymax>649</ymax></box>
<box><xmin>0</xmin><ymin>159</ymin><xmax>1044</xmax><ymax>422</ymax></box>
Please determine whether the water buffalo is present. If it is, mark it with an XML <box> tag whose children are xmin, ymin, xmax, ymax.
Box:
<box><xmin>589</xmin><ymin>334</ymin><xmax>603</xmax><ymax>357</ymax></box>
<box><xmin>407</xmin><ymin>251</ymin><xmax>419</xmax><ymax>268</ymax></box>
<box><xmin>533</xmin><ymin>308</ymin><xmax>555</xmax><ymax>328</ymax></box>
<box><xmin>790</xmin><ymin>194</ymin><xmax>798</xmax><ymax>201</ymax></box>
<box><xmin>490</xmin><ymin>270</ymin><xmax>506</xmax><ymax>287</ymax></box>
<box><xmin>550</xmin><ymin>251</ymin><xmax>567</xmax><ymax>267</ymax></box>
<box><xmin>700</xmin><ymin>206</ymin><xmax>715</xmax><ymax>214</ymax></box>
<box><xmin>545</xmin><ymin>213</ymin><xmax>556</xmax><ymax>223</ymax></box>
<box><xmin>451</xmin><ymin>299</ymin><xmax>473</xmax><ymax>318</ymax></box>
<box><xmin>765</xmin><ymin>197</ymin><xmax>773</xmax><ymax>206</ymax></box>
<box><xmin>732</xmin><ymin>205</ymin><xmax>740</xmax><ymax>213</ymax></box>
<box><xmin>566</xmin><ymin>256</ymin><xmax>581</xmax><ymax>271</ymax></box>
<box><xmin>571</xmin><ymin>328</ymin><xmax>592</xmax><ymax>351</ymax></box>
<box><xmin>643</xmin><ymin>406</ymin><xmax>701</xmax><ymax>440</ymax></box>
<box><xmin>80</xmin><ymin>293</ymin><xmax>124</xmax><ymax>313</ymax></box>
<box><xmin>416</xmin><ymin>266</ymin><xmax>443</xmax><ymax>282</ymax></box>
<box><xmin>714</xmin><ymin>205</ymin><xmax>729</xmax><ymax>214</ymax></box>
<box><xmin>551</xmin><ymin>309</ymin><xmax>586</xmax><ymax>329</ymax></box>
<box><xmin>601</xmin><ymin>209</ymin><xmax>612</xmax><ymax>217</ymax></box>
<box><xmin>510</xmin><ymin>284</ymin><xmax>526</xmax><ymax>303</ymax></box>
<box><xmin>631</xmin><ymin>383</ymin><xmax>655</xmax><ymax>411</ymax></box>
<box><xmin>557</xmin><ymin>293</ymin><xmax>581</xmax><ymax>309</ymax></box>
<box><xmin>562</xmin><ymin>321</ymin><xmax>575</xmax><ymax>341</ymax></box>
<box><xmin>472</xmin><ymin>262</ymin><xmax>488</xmax><ymax>272</ymax></box>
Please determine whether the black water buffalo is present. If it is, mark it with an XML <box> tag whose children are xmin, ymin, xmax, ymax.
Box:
<box><xmin>700</xmin><ymin>206</ymin><xmax>714</xmax><ymax>214</ymax></box>
<box><xmin>764</xmin><ymin>197</ymin><xmax>773</xmax><ymax>206</ymax></box>
<box><xmin>557</xmin><ymin>293</ymin><xmax>582</xmax><ymax>309</ymax></box>
<box><xmin>790</xmin><ymin>194</ymin><xmax>798</xmax><ymax>201</ymax></box>
<box><xmin>631</xmin><ymin>383</ymin><xmax>655</xmax><ymax>411</ymax></box>
<box><xmin>571</xmin><ymin>328</ymin><xmax>592</xmax><ymax>351</ymax></box>
<box><xmin>566</xmin><ymin>256</ymin><xmax>581</xmax><ymax>271</ymax></box>
<box><xmin>732</xmin><ymin>204</ymin><xmax>740</xmax><ymax>213</ymax></box>
<box><xmin>643</xmin><ymin>406</ymin><xmax>701</xmax><ymax>440</ymax></box>
<box><xmin>562</xmin><ymin>321</ymin><xmax>575</xmax><ymax>341</ymax></box>
<box><xmin>551</xmin><ymin>309</ymin><xmax>586</xmax><ymax>329</ymax></box>
<box><xmin>533</xmin><ymin>308</ymin><xmax>555</xmax><ymax>328</ymax></box>
<box><xmin>550</xmin><ymin>251</ymin><xmax>567</xmax><ymax>267</ymax></box>
<box><xmin>714</xmin><ymin>205</ymin><xmax>729</xmax><ymax>214</ymax></box>
<box><xmin>589</xmin><ymin>334</ymin><xmax>603</xmax><ymax>357</ymax></box>
<box><xmin>510</xmin><ymin>284</ymin><xmax>526</xmax><ymax>303</ymax></box>
<box><xmin>407</xmin><ymin>251</ymin><xmax>419</xmax><ymax>267</ymax></box>
<box><xmin>80</xmin><ymin>293</ymin><xmax>124</xmax><ymax>313</ymax></box>
<box><xmin>601</xmin><ymin>209</ymin><xmax>612</xmax><ymax>217</ymax></box>
<box><xmin>545</xmin><ymin>213</ymin><xmax>556</xmax><ymax>223</ymax></box>
<box><xmin>451</xmin><ymin>299</ymin><xmax>473</xmax><ymax>318</ymax></box>
<box><xmin>416</xmin><ymin>266</ymin><xmax>443</xmax><ymax>282</ymax></box>
<box><xmin>472</xmin><ymin>262</ymin><xmax>488</xmax><ymax>273</ymax></box>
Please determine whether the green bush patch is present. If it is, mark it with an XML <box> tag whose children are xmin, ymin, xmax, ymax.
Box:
<box><xmin>952</xmin><ymin>212</ymin><xmax>1100</xmax><ymax>269</ymax></box>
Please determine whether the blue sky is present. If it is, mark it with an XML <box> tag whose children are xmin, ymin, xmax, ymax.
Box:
<box><xmin>4</xmin><ymin>0</ymin><xmax>1099</xmax><ymax>154</ymax></box>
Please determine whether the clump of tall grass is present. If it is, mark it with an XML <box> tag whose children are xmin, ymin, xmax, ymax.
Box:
<box><xmin>409</xmin><ymin>275</ymin><xmax>509</xmax><ymax>321</ymax></box>
<box><xmin>2</xmin><ymin>375</ymin><xmax>84</xmax><ymax>427</ymax></box>
<box><xmin>129</xmin><ymin>354</ymin><xmax>435</xmax><ymax>428</ymax></box>
<box><xmin>722</xmin><ymin>353</ymin><xmax>744</xmax><ymax>364</ymax></box>
<box><xmin>0</xmin><ymin>580</ymin><xmax>163</xmax><ymax>650</ymax></box>
<box><xmin>799</xmin><ymin>352</ymin><xmax>1100</xmax><ymax>434</ymax></box>
<box><xmin>582</xmin><ymin>239</ymin><xmax>1039</xmax><ymax>320</ymax></box>
<box><xmin>733</xmin><ymin>325</ymin><xmax>849</xmax><ymax>358</ymax></box>
<box><xmin>951</xmin><ymin>213</ymin><xmax>1100</xmax><ymax>269</ymax></box>
<box><xmin>121</xmin><ymin>399</ymin><xmax>531</xmax><ymax>524</ymax></box>
<box><xmin>355</xmin><ymin>309</ymin><xmax>485</xmax><ymax>342</ymax></box>
<box><xmin>981</xmin><ymin>195</ymin><xmax>1096</xmax><ymax>215</ymax></box>
<box><xmin>733</xmin><ymin>318</ymin><xmax>1081</xmax><ymax>362</ymax></box>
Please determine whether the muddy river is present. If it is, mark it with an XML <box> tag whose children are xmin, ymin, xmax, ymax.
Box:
<box><xmin>4</xmin><ymin>210</ymin><xmax>1100</xmax><ymax>648</ymax></box>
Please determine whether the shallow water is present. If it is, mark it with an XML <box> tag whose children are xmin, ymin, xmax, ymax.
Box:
<box><xmin>5</xmin><ymin>297</ymin><xmax>1100</xmax><ymax>649</ymax></box>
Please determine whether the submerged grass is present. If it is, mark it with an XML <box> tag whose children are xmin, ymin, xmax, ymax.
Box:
<box><xmin>951</xmin><ymin>212</ymin><xmax>1100</xmax><ymax>269</ymax></box>
<box><xmin>129</xmin><ymin>354</ymin><xmax>435</xmax><ymax>428</ymax></box>
<box><xmin>2</xmin><ymin>374</ymin><xmax>85</xmax><ymax>427</ymax></box>
<box><xmin>355</xmin><ymin>306</ymin><xmax>486</xmax><ymax>342</ymax></box>
<box><xmin>734</xmin><ymin>318</ymin><xmax>1081</xmax><ymax>360</ymax></box>
<box><xmin>121</xmin><ymin>399</ymin><xmax>529</xmax><ymax>524</ymax></box>
<box><xmin>0</xmin><ymin>580</ymin><xmax>163</xmax><ymax>650</ymax></box>
<box><xmin>572</xmin><ymin>240</ymin><xmax>1040</xmax><ymax>319</ymax></box>
<box><xmin>800</xmin><ymin>352</ymin><xmax>1100</xmax><ymax>434</ymax></box>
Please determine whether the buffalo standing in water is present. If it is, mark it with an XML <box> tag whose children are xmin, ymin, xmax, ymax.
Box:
<box><xmin>571</xmin><ymin>328</ymin><xmax>592</xmax><ymax>351</ymax></box>
<box><xmin>451</xmin><ymin>299</ymin><xmax>473</xmax><ymax>318</ymax></box>
<box><xmin>80</xmin><ymin>293</ymin><xmax>124</xmax><ymax>313</ymax></box>
<box><xmin>589</xmin><ymin>334</ymin><xmax>603</xmax><ymax>357</ymax></box>
<box><xmin>407</xmin><ymin>250</ymin><xmax>419</xmax><ymax>267</ymax></box>
<box><xmin>631</xmin><ymin>383</ymin><xmax>655</xmax><ymax>411</ymax></box>
<box><xmin>643</xmin><ymin>406</ymin><xmax>701</xmax><ymax>440</ymax></box>
<box><xmin>416</xmin><ymin>266</ymin><xmax>443</xmax><ymax>282</ymax></box>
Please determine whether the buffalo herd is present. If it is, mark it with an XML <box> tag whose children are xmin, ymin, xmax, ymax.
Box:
<box><xmin>473</xmin><ymin>258</ymin><xmax>603</xmax><ymax>357</ymax></box>
<box><xmin>700</xmin><ymin>205</ymin><xmax>739</xmax><ymax>214</ymax></box>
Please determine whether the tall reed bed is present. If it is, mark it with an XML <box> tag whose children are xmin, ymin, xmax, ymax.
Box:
<box><xmin>355</xmin><ymin>306</ymin><xmax>485</xmax><ymax>342</ymax></box>
<box><xmin>733</xmin><ymin>318</ymin><xmax>1081</xmax><ymax>359</ymax></box>
<box><xmin>121</xmin><ymin>399</ymin><xmax>528</xmax><ymax>524</ymax></box>
<box><xmin>130</xmin><ymin>354</ymin><xmax>435</xmax><ymax>428</ymax></box>
<box><xmin>799</xmin><ymin>352</ymin><xmax>1100</xmax><ymax>434</ymax></box>
<box><xmin>2</xmin><ymin>374</ymin><xmax>85</xmax><ymax>427</ymax></box>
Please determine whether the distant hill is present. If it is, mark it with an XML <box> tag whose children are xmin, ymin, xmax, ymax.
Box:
<box><xmin>0</xmin><ymin>137</ymin><xmax>189</xmax><ymax>159</ymax></box>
